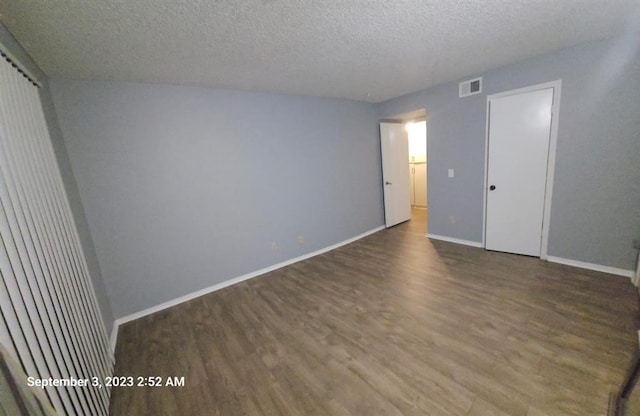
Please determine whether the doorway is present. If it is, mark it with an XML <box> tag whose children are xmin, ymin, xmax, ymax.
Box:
<box><xmin>484</xmin><ymin>81</ymin><xmax>561</xmax><ymax>258</ymax></box>
<box><xmin>407</xmin><ymin>120</ymin><xmax>427</xmax><ymax>206</ymax></box>
<box><xmin>379</xmin><ymin>109</ymin><xmax>428</xmax><ymax>233</ymax></box>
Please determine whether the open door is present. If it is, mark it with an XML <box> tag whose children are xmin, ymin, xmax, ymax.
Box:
<box><xmin>380</xmin><ymin>122</ymin><xmax>411</xmax><ymax>227</ymax></box>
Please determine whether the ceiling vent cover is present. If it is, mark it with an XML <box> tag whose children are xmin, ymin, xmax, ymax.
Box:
<box><xmin>459</xmin><ymin>77</ymin><xmax>482</xmax><ymax>97</ymax></box>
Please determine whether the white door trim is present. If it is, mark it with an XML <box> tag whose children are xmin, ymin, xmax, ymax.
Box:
<box><xmin>482</xmin><ymin>80</ymin><xmax>562</xmax><ymax>259</ymax></box>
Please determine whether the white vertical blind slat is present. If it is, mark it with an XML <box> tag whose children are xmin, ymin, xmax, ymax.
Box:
<box><xmin>0</xmin><ymin>293</ymin><xmax>19</xmax><ymax>362</ymax></box>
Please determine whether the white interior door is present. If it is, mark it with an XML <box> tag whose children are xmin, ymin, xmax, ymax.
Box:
<box><xmin>380</xmin><ymin>122</ymin><xmax>411</xmax><ymax>227</ymax></box>
<box><xmin>486</xmin><ymin>88</ymin><xmax>554</xmax><ymax>256</ymax></box>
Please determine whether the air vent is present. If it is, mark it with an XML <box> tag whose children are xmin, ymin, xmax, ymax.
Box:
<box><xmin>459</xmin><ymin>77</ymin><xmax>482</xmax><ymax>97</ymax></box>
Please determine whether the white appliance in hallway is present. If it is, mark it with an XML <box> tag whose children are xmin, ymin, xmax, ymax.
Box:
<box><xmin>409</xmin><ymin>163</ymin><xmax>427</xmax><ymax>207</ymax></box>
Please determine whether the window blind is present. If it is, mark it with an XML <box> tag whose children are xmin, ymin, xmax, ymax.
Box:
<box><xmin>0</xmin><ymin>54</ymin><xmax>113</xmax><ymax>415</ymax></box>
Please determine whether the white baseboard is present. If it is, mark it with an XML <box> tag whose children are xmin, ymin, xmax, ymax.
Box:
<box><xmin>546</xmin><ymin>256</ymin><xmax>634</xmax><ymax>279</ymax></box>
<box><xmin>420</xmin><ymin>235</ymin><xmax>634</xmax><ymax>281</ymax></box>
<box><xmin>109</xmin><ymin>323</ymin><xmax>119</xmax><ymax>354</ymax></box>
<box><xmin>426</xmin><ymin>233</ymin><xmax>484</xmax><ymax>248</ymax></box>
<box><xmin>109</xmin><ymin>225</ymin><xmax>385</xmax><ymax>352</ymax></box>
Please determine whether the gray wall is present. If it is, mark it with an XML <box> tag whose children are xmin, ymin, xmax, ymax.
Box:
<box><xmin>49</xmin><ymin>80</ymin><xmax>383</xmax><ymax>318</ymax></box>
<box><xmin>0</xmin><ymin>25</ymin><xmax>115</xmax><ymax>331</ymax></box>
<box><xmin>378</xmin><ymin>37</ymin><xmax>640</xmax><ymax>271</ymax></box>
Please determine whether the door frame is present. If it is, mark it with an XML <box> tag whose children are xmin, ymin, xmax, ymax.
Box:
<box><xmin>482</xmin><ymin>80</ymin><xmax>562</xmax><ymax>259</ymax></box>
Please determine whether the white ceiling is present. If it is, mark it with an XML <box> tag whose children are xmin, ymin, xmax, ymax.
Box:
<box><xmin>1</xmin><ymin>0</ymin><xmax>639</xmax><ymax>103</ymax></box>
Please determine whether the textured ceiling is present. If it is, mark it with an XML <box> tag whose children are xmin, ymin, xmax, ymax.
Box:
<box><xmin>1</xmin><ymin>0</ymin><xmax>639</xmax><ymax>102</ymax></box>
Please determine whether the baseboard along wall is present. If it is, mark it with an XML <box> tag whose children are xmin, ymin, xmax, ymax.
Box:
<box><xmin>109</xmin><ymin>225</ymin><xmax>385</xmax><ymax>352</ymax></box>
<box><xmin>546</xmin><ymin>255</ymin><xmax>634</xmax><ymax>279</ymax></box>
<box><xmin>110</xmin><ymin>228</ymin><xmax>634</xmax><ymax>352</ymax></box>
<box><xmin>426</xmin><ymin>233</ymin><xmax>484</xmax><ymax>248</ymax></box>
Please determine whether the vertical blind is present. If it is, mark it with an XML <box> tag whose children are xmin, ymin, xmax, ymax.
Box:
<box><xmin>0</xmin><ymin>54</ymin><xmax>113</xmax><ymax>414</ymax></box>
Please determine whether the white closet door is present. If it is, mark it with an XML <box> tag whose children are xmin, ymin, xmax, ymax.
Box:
<box><xmin>485</xmin><ymin>88</ymin><xmax>553</xmax><ymax>256</ymax></box>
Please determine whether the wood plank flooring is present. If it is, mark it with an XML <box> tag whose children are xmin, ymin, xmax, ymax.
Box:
<box><xmin>110</xmin><ymin>210</ymin><xmax>639</xmax><ymax>415</ymax></box>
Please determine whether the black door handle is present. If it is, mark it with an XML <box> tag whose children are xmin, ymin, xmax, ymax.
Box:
<box><xmin>489</xmin><ymin>185</ymin><xmax>496</xmax><ymax>191</ymax></box>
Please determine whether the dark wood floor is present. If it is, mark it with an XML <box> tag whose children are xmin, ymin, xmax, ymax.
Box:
<box><xmin>110</xmin><ymin>210</ymin><xmax>639</xmax><ymax>415</ymax></box>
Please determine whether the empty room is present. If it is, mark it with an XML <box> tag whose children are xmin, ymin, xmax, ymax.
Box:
<box><xmin>0</xmin><ymin>1</ymin><xmax>639</xmax><ymax>415</ymax></box>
